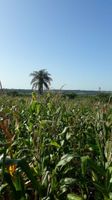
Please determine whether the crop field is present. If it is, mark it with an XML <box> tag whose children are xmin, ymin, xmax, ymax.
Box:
<box><xmin>0</xmin><ymin>93</ymin><xmax>112</xmax><ymax>200</ymax></box>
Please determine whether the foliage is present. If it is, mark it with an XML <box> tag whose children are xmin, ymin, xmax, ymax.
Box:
<box><xmin>30</xmin><ymin>69</ymin><xmax>52</xmax><ymax>94</ymax></box>
<box><xmin>96</xmin><ymin>92</ymin><xmax>112</xmax><ymax>103</ymax></box>
<box><xmin>0</xmin><ymin>93</ymin><xmax>112</xmax><ymax>199</ymax></box>
<box><xmin>63</xmin><ymin>93</ymin><xmax>77</xmax><ymax>99</ymax></box>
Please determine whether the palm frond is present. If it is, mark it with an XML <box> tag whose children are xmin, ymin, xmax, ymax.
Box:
<box><xmin>30</xmin><ymin>69</ymin><xmax>52</xmax><ymax>94</ymax></box>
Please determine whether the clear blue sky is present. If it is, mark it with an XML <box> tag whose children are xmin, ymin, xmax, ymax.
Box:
<box><xmin>0</xmin><ymin>0</ymin><xmax>112</xmax><ymax>90</ymax></box>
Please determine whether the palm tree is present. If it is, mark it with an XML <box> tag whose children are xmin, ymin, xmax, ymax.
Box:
<box><xmin>30</xmin><ymin>69</ymin><xmax>52</xmax><ymax>94</ymax></box>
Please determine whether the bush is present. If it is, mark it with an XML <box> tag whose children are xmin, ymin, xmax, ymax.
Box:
<box><xmin>63</xmin><ymin>93</ymin><xmax>77</xmax><ymax>99</ymax></box>
<box><xmin>96</xmin><ymin>92</ymin><xmax>112</xmax><ymax>102</ymax></box>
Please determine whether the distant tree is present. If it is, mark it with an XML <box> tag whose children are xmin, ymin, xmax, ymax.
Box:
<box><xmin>0</xmin><ymin>81</ymin><xmax>3</xmax><ymax>93</ymax></box>
<box><xmin>30</xmin><ymin>69</ymin><xmax>52</xmax><ymax>95</ymax></box>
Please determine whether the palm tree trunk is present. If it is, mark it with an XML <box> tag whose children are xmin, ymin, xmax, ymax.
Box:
<box><xmin>38</xmin><ymin>84</ymin><xmax>43</xmax><ymax>95</ymax></box>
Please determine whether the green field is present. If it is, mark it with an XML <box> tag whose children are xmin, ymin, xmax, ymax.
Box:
<box><xmin>0</xmin><ymin>93</ymin><xmax>112</xmax><ymax>200</ymax></box>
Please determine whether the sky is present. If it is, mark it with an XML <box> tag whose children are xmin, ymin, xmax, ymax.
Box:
<box><xmin>0</xmin><ymin>0</ymin><xmax>112</xmax><ymax>91</ymax></box>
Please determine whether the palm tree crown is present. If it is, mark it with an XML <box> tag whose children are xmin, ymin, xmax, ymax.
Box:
<box><xmin>30</xmin><ymin>69</ymin><xmax>52</xmax><ymax>94</ymax></box>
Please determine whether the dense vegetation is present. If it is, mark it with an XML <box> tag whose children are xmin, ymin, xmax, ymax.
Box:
<box><xmin>0</xmin><ymin>93</ymin><xmax>112</xmax><ymax>200</ymax></box>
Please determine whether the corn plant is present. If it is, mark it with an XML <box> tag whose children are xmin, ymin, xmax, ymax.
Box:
<box><xmin>0</xmin><ymin>93</ymin><xmax>112</xmax><ymax>199</ymax></box>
